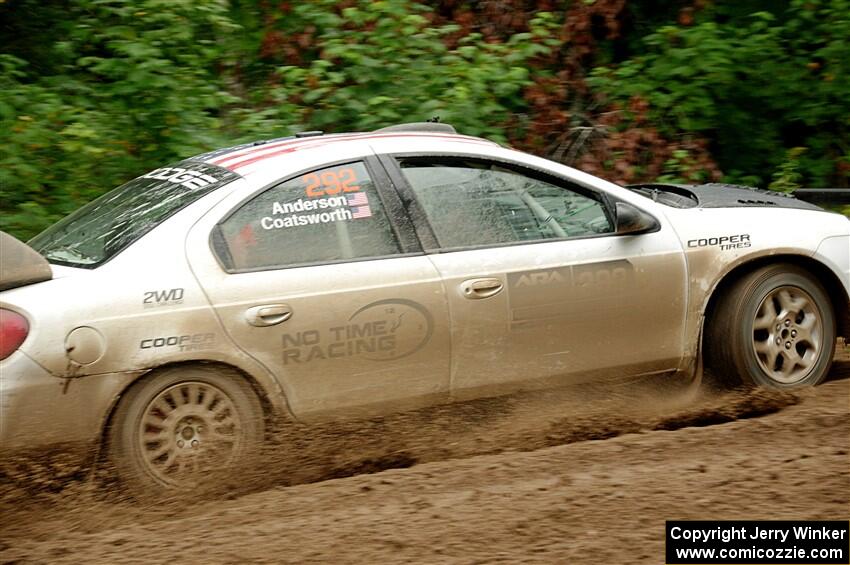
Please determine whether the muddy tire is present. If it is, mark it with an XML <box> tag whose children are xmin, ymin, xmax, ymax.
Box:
<box><xmin>705</xmin><ymin>264</ymin><xmax>836</xmax><ymax>389</ymax></box>
<box><xmin>107</xmin><ymin>365</ymin><xmax>264</xmax><ymax>497</ymax></box>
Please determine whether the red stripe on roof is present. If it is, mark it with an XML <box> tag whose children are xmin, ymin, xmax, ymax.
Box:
<box><xmin>209</xmin><ymin>133</ymin><xmax>355</xmax><ymax>166</ymax></box>
<box><xmin>219</xmin><ymin>136</ymin><xmax>354</xmax><ymax>170</ymax></box>
<box><xmin>221</xmin><ymin>132</ymin><xmax>495</xmax><ymax>172</ymax></box>
<box><xmin>225</xmin><ymin>146</ymin><xmax>301</xmax><ymax>170</ymax></box>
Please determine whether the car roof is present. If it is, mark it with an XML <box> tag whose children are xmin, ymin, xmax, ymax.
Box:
<box><xmin>190</xmin><ymin>123</ymin><xmax>500</xmax><ymax>175</ymax></box>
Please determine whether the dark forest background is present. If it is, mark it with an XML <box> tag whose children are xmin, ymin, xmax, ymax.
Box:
<box><xmin>2</xmin><ymin>0</ymin><xmax>848</xmax><ymax>239</ymax></box>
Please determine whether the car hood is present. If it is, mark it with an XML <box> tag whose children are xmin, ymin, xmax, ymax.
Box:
<box><xmin>627</xmin><ymin>183</ymin><xmax>824</xmax><ymax>211</ymax></box>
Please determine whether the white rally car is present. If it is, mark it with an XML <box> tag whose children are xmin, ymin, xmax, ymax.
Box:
<box><xmin>1</xmin><ymin>123</ymin><xmax>848</xmax><ymax>494</ymax></box>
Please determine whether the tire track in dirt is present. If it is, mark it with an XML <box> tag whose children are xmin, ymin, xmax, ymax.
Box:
<box><xmin>0</xmin><ymin>366</ymin><xmax>815</xmax><ymax>538</ymax></box>
<box><xmin>1</xmin><ymin>365</ymin><xmax>847</xmax><ymax>564</ymax></box>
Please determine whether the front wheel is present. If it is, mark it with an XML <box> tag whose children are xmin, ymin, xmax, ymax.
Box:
<box><xmin>705</xmin><ymin>264</ymin><xmax>836</xmax><ymax>389</ymax></box>
<box><xmin>107</xmin><ymin>365</ymin><xmax>264</xmax><ymax>496</ymax></box>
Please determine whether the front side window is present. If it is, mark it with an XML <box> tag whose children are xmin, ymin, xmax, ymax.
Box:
<box><xmin>216</xmin><ymin>161</ymin><xmax>401</xmax><ymax>271</ymax></box>
<box><xmin>29</xmin><ymin>160</ymin><xmax>239</xmax><ymax>268</ymax></box>
<box><xmin>399</xmin><ymin>159</ymin><xmax>613</xmax><ymax>249</ymax></box>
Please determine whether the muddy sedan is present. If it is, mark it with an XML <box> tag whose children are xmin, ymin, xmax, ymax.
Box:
<box><xmin>1</xmin><ymin>122</ymin><xmax>848</xmax><ymax>495</ymax></box>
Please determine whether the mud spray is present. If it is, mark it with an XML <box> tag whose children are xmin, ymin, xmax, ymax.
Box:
<box><xmin>1</xmin><ymin>364</ymin><xmax>815</xmax><ymax>537</ymax></box>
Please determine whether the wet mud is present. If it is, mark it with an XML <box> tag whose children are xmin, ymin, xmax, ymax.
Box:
<box><xmin>1</xmin><ymin>354</ymin><xmax>847</xmax><ymax>564</ymax></box>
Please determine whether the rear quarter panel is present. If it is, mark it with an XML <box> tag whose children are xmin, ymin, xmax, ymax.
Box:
<box><xmin>1</xmin><ymin>182</ymin><xmax>290</xmax><ymax>415</ymax></box>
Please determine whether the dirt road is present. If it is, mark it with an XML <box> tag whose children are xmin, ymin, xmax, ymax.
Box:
<box><xmin>1</xmin><ymin>360</ymin><xmax>848</xmax><ymax>564</ymax></box>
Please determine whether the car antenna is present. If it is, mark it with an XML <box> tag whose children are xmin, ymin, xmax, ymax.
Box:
<box><xmin>426</xmin><ymin>116</ymin><xmax>441</xmax><ymax>123</ymax></box>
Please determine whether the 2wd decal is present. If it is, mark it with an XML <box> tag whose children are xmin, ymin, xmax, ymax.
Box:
<box><xmin>142</xmin><ymin>288</ymin><xmax>185</xmax><ymax>308</ymax></box>
<box><xmin>281</xmin><ymin>299</ymin><xmax>433</xmax><ymax>364</ymax></box>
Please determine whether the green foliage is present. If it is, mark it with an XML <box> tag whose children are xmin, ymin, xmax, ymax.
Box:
<box><xmin>265</xmin><ymin>1</ymin><xmax>557</xmax><ymax>141</ymax></box>
<box><xmin>769</xmin><ymin>147</ymin><xmax>807</xmax><ymax>193</ymax></box>
<box><xmin>2</xmin><ymin>0</ymin><xmax>849</xmax><ymax>241</ymax></box>
<box><xmin>0</xmin><ymin>0</ymin><xmax>555</xmax><ymax>240</ymax></box>
<box><xmin>589</xmin><ymin>0</ymin><xmax>850</xmax><ymax>189</ymax></box>
<box><xmin>657</xmin><ymin>149</ymin><xmax>710</xmax><ymax>184</ymax></box>
<box><xmin>0</xmin><ymin>0</ymin><xmax>239</xmax><ymax>240</ymax></box>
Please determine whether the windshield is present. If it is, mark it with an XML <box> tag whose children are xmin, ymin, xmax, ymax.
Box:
<box><xmin>29</xmin><ymin>160</ymin><xmax>239</xmax><ymax>268</ymax></box>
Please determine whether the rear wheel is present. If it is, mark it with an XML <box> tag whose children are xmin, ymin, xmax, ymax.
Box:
<box><xmin>108</xmin><ymin>365</ymin><xmax>264</xmax><ymax>496</ymax></box>
<box><xmin>705</xmin><ymin>264</ymin><xmax>836</xmax><ymax>389</ymax></box>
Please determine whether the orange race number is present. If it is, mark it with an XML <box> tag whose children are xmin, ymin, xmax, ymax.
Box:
<box><xmin>303</xmin><ymin>167</ymin><xmax>360</xmax><ymax>197</ymax></box>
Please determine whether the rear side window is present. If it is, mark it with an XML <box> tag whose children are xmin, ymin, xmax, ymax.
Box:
<box><xmin>215</xmin><ymin>161</ymin><xmax>401</xmax><ymax>271</ymax></box>
<box><xmin>399</xmin><ymin>159</ymin><xmax>613</xmax><ymax>249</ymax></box>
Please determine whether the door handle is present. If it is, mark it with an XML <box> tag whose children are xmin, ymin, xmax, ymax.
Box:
<box><xmin>461</xmin><ymin>278</ymin><xmax>504</xmax><ymax>299</ymax></box>
<box><xmin>245</xmin><ymin>304</ymin><xmax>292</xmax><ymax>327</ymax></box>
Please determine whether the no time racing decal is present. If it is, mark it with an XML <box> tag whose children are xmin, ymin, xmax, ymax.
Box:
<box><xmin>281</xmin><ymin>299</ymin><xmax>433</xmax><ymax>364</ymax></box>
<box><xmin>687</xmin><ymin>233</ymin><xmax>751</xmax><ymax>250</ymax></box>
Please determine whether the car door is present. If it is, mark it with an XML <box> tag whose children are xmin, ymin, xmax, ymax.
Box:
<box><xmin>187</xmin><ymin>158</ymin><xmax>451</xmax><ymax>418</ymax></box>
<box><xmin>379</xmin><ymin>155</ymin><xmax>688</xmax><ymax>398</ymax></box>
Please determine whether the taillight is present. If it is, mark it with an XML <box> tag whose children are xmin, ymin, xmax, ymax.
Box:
<box><xmin>0</xmin><ymin>308</ymin><xmax>29</xmax><ymax>360</ymax></box>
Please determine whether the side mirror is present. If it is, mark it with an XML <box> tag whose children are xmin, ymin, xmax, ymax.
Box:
<box><xmin>615</xmin><ymin>202</ymin><xmax>659</xmax><ymax>235</ymax></box>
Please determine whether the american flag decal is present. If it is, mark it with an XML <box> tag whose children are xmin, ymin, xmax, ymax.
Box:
<box><xmin>347</xmin><ymin>192</ymin><xmax>372</xmax><ymax>219</ymax></box>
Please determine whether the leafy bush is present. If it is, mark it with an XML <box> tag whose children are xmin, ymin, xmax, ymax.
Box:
<box><xmin>0</xmin><ymin>0</ymin><xmax>238</xmax><ymax>239</ymax></box>
<box><xmin>245</xmin><ymin>1</ymin><xmax>558</xmax><ymax>141</ymax></box>
<box><xmin>0</xmin><ymin>0</ymin><xmax>556</xmax><ymax>240</ymax></box>
<box><xmin>2</xmin><ymin>0</ymin><xmax>849</xmax><ymax>242</ymax></box>
<box><xmin>589</xmin><ymin>0</ymin><xmax>850</xmax><ymax>188</ymax></box>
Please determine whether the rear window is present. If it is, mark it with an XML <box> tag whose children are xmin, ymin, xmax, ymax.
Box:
<box><xmin>29</xmin><ymin>160</ymin><xmax>239</xmax><ymax>268</ymax></box>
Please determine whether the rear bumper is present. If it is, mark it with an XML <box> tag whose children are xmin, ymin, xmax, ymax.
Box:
<box><xmin>1</xmin><ymin>351</ymin><xmax>136</xmax><ymax>460</ymax></box>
